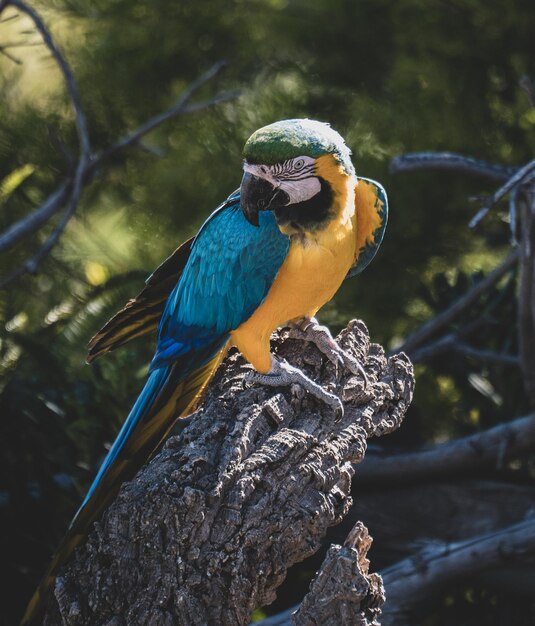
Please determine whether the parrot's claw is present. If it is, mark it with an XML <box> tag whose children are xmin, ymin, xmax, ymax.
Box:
<box><xmin>245</xmin><ymin>357</ymin><xmax>344</xmax><ymax>418</ymax></box>
<box><xmin>288</xmin><ymin>317</ymin><xmax>368</xmax><ymax>388</ymax></box>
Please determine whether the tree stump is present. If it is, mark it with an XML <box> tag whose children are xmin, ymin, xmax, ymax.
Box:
<box><xmin>44</xmin><ymin>320</ymin><xmax>414</xmax><ymax>625</ymax></box>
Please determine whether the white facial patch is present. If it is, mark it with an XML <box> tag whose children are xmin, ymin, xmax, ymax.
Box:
<box><xmin>243</xmin><ymin>155</ymin><xmax>321</xmax><ymax>205</ymax></box>
<box><xmin>279</xmin><ymin>177</ymin><xmax>321</xmax><ymax>204</ymax></box>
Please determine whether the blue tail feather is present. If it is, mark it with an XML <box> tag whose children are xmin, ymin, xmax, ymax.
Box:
<box><xmin>71</xmin><ymin>365</ymin><xmax>172</xmax><ymax>526</ymax></box>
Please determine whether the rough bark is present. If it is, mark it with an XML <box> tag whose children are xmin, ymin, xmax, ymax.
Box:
<box><xmin>43</xmin><ymin>320</ymin><xmax>414</xmax><ymax>626</ymax></box>
<box><xmin>293</xmin><ymin>522</ymin><xmax>385</xmax><ymax>626</ymax></box>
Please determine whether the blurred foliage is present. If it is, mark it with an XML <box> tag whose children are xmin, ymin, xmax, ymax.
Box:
<box><xmin>1</xmin><ymin>0</ymin><xmax>534</xmax><ymax>623</ymax></box>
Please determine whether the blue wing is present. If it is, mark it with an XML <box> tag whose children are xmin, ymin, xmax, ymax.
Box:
<box><xmin>150</xmin><ymin>194</ymin><xmax>290</xmax><ymax>370</ymax></box>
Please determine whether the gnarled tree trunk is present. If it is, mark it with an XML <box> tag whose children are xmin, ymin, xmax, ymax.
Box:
<box><xmin>44</xmin><ymin>320</ymin><xmax>414</xmax><ymax>625</ymax></box>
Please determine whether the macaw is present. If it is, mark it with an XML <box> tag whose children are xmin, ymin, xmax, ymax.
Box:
<box><xmin>22</xmin><ymin>118</ymin><xmax>387</xmax><ymax>625</ymax></box>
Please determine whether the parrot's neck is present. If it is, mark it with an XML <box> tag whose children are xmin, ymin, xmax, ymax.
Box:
<box><xmin>312</xmin><ymin>153</ymin><xmax>356</xmax><ymax>229</ymax></box>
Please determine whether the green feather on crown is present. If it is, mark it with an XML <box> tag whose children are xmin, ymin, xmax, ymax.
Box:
<box><xmin>243</xmin><ymin>119</ymin><xmax>355</xmax><ymax>175</ymax></box>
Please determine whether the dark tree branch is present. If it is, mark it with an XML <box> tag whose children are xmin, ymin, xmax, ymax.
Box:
<box><xmin>0</xmin><ymin>181</ymin><xmax>70</xmax><ymax>255</ymax></box>
<box><xmin>0</xmin><ymin>2</ymin><xmax>93</xmax><ymax>286</ymax></box>
<box><xmin>42</xmin><ymin>322</ymin><xmax>414</xmax><ymax>625</ymax></box>
<box><xmin>0</xmin><ymin>40</ymin><xmax>42</xmax><ymax>48</ymax></box>
<box><xmin>390</xmin><ymin>151</ymin><xmax>535</xmax><ymax>231</ymax></box>
<box><xmin>0</xmin><ymin>2</ymin><xmax>238</xmax><ymax>286</ymax></box>
<box><xmin>469</xmin><ymin>158</ymin><xmax>535</xmax><ymax>229</ymax></box>
<box><xmin>410</xmin><ymin>332</ymin><xmax>519</xmax><ymax>366</ymax></box>
<box><xmin>371</xmin><ymin>146</ymin><xmax>535</xmax><ymax>626</ymax></box>
<box><xmin>9</xmin><ymin>0</ymin><xmax>91</xmax><ymax>156</ymax></box>
<box><xmin>381</xmin><ymin>517</ymin><xmax>535</xmax><ymax>626</ymax></box>
<box><xmin>395</xmin><ymin>249</ymin><xmax>520</xmax><ymax>356</ymax></box>
<box><xmin>93</xmin><ymin>60</ymin><xmax>236</xmax><ymax>166</ymax></box>
<box><xmin>449</xmin><ymin>341</ymin><xmax>519</xmax><ymax>365</ymax></box>
<box><xmin>509</xmin><ymin>183</ymin><xmax>521</xmax><ymax>244</ymax></box>
<box><xmin>518</xmin><ymin>185</ymin><xmax>535</xmax><ymax>405</ymax></box>
<box><xmin>0</xmin><ymin>11</ymin><xmax>18</xmax><ymax>22</ymax></box>
<box><xmin>0</xmin><ymin>160</ymin><xmax>86</xmax><ymax>287</ymax></box>
<box><xmin>356</xmin><ymin>413</ymin><xmax>535</xmax><ymax>486</ymax></box>
<box><xmin>389</xmin><ymin>152</ymin><xmax>518</xmax><ymax>182</ymax></box>
<box><xmin>0</xmin><ymin>44</ymin><xmax>21</xmax><ymax>62</ymax></box>
<box><xmin>339</xmin><ymin>481</ymin><xmax>535</xmax><ymax>556</ymax></box>
<box><xmin>0</xmin><ymin>60</ymin><xmax>233</xmax><ymax>261</ymax></box>
<box><xmin>485</xmin><ymin>159</ymin><xmax>535</xmax><ymax>209</ymax></box>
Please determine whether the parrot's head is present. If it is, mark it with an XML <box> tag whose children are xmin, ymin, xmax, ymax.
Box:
<box><xmin>240</xmin><ymin>119</ymin><xmax>355</xmax><ymax>231</ymax></box>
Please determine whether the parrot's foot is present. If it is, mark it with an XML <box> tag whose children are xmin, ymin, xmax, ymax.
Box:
<box><xmin>288</xmin><ymin>317</ymin><xmax>368</xmax><ymax>387</ymax></box>
<box><xmin>246</xmin><ymin>357</ymin><xmax>343</xmax><ymax>417</ymax></box>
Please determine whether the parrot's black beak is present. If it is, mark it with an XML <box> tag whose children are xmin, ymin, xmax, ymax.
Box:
<box><xmin>239</xmin><ymin>172</ymin><xmax>290</xmax><ymax>227</ymax></box>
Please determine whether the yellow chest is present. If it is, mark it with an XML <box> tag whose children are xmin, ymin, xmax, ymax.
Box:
<box><xmin>231</xmin><ymin>210</ymin><xmax>357</xmax><ymax>373</ymax></box>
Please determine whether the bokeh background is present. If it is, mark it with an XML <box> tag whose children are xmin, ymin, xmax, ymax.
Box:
<box><xmin>1</xmin><ymin>0</ymin><xmax>535</xmax><ymax>624</ymax></box>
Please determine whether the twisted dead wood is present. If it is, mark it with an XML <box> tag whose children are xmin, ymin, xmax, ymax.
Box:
<box><xmin>293</xmin><ymin>522</ymin><xmax>385</xmax><ymax>626</ymax></box>
<box><xmin>44</xmin><ymin>320</ymin><xmax>414</xmax><ymax>625</ymax></box>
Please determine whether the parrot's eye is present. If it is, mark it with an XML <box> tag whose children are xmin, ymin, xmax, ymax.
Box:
<box><xmin>294</xmin><ymin>158</ymin><xmax>305</xmax><ymax>170</ymax></box>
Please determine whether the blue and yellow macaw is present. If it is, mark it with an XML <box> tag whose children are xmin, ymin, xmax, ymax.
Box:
<box><xmin>22</xmin><ymin>119</ymin><xmax>387</xmax><ymax>624</ymax></box>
